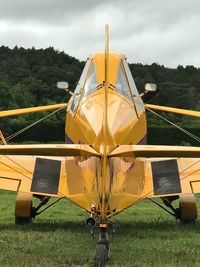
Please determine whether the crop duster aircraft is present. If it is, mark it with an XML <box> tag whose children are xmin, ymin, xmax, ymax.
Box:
<box><xmin>1</xmin><ymin>25</ymin><xmax>200</xmax><ymax>266</ymax></box>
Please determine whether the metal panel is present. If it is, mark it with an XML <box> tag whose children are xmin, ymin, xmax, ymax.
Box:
<box><xmin>152</xmin><ymin>159</ymin><xmax>181</xmax><ymax>195</ymax></box>
<box><xmin>191</xmin><ymin>181</ymin><xmax>200</xmax><ymax>193</ymax></box>
<box><xmin>31</xmin><ymin>158</ymin><xmax>61</xmax><ymax>194</ymax></box>
<box><xmin>0</xmin><ymin>177</ymin><xmax>20</xmax><ymax>191</ymax></box>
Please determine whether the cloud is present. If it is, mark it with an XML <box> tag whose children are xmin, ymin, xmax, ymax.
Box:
<box><xmin>0</xmin><ymin>0</ymin><xmax>106</xmax><ymax>24</ymax></box>
<box><xmin>0</xmin><ymin>0</ymin><xmax>200</xmax><ymax>67</ymax></box>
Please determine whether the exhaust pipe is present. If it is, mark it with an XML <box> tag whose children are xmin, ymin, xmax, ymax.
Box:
<box><xmin>85</xmin><ymin>217</ymin><xmax>96</xmax><ymax>229</ymax></box>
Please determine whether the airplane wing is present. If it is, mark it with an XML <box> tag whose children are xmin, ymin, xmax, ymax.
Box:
<box><xmin>1</xmin><ymin>144</ymin><xmax>200</xmax><ymax>212</ymax></box>
<box><xmin>110</xmin><ymin>145</ymin><xmax>200</xmax><ymax>199</ymax></box>
<box><xmin>144</xmin><ymin>157</ymin><xmax>200</xmax><ymax>198</ymax></box>
<box><xmin>0</xmin><ymin>103</ymin><xmax>67</xmax><ymax>117</ymax></box>
<box><xmin>144</xmin><ymin>104</ymin><xmax>200</xmax><ymax>118</ymax></box>
<box><xmin>0</xmin><ymin>154</ymin><xmax>66</xmax><ymax>197</ymax></box>
<box><xmin>0</xmin><ymin>145</ymin><xmax>100</xmax><ymax>211</ymax></box>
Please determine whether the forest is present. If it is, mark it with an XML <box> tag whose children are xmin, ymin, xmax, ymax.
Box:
<box><xmin>0</xmin><ymin>46</ymin><xmax>199</xmax><ymax>145</ymax></box>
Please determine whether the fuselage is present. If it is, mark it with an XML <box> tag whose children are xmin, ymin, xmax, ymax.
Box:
<box><xmin>64</xmin><ymin>52</ymin><xmax>147</xmax><ymax>218</ymax></box>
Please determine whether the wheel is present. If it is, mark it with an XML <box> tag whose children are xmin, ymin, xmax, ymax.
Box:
<box><xmin>178</xmin><ymin>194</ymin><xmax>197</xmax><ymax>223</ymax></box>
<box><xmin>96</xmin><ymin>244</ymin><xmax>108</xmax><ymax>267</ymax></box>
<box><xmin>15</xmin><ymin>192</ymin><xmax>33</xmax><ymax>225</ymax></box>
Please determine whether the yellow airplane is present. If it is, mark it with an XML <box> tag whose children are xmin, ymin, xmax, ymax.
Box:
<box><xmin>1</xmin><ymin>25</ymin><xmax>200</xmax><ymax>266</ymax></box>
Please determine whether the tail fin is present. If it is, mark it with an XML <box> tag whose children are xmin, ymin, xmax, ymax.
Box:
<box><xmin>103</xmin><ymin>24</ymin><xmax>111</xmax><ymax>152</ymax></box>
<box><xmin>105</xmin><ymin>24</ymin><xmax>109</xmax><ymax>90</ymax></box>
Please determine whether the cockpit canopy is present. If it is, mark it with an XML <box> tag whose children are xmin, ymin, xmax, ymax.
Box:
<box><xmin>70</xmin><ymin>52</ymin><xmax>139</xmax><ymax>112</ymax></box>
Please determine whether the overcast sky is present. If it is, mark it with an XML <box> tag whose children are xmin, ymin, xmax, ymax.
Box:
<box><xmin>0</xmin><ymin>0</ymin><xmax>200</xmax><ymax>68</ymax></box>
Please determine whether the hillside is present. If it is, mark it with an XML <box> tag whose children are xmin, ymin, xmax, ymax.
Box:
<box><xmin>0</xmin><ymin>46</ymin><xmax>199</xmax><ymax>145</ymax></box>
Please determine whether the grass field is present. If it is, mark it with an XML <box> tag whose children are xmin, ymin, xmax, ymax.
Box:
<box><xmin>0</xmin><ymin>191</ymin><xmax>200</xmax><ymax>267</ymax></box>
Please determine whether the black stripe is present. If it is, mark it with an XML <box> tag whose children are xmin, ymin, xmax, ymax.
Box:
<box><xmin>152</xmin><ymin>159</ymin><xmax>181</xmax><ymax>195</ymax></box>
<box><xmin>31</xmin><ymin>158</ymin><xmax>61</xmax><ymax>194</ymax></box>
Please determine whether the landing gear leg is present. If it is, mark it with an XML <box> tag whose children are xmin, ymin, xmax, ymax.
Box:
<box><xmin>95</xmin><ymin>226</ymin><xmax>109</xmax><ymax>267</ymax></box>
<box><xmin>161</xmin><ymin>194</ymin><xmax>197</xmax><ymax>223</ymax></box>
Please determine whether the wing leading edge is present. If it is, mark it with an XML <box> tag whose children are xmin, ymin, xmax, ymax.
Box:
<box><xmin>145</xmin><ymin>104</ymin><xmax>200</xmax><ymax>118</ymax></box>
<box><xmin>110</xmin><ymin>145</ymin><xmax>200</xmax><ymax>158</ymax></box>
<box><xmin>0</xmin><ymin>144</ymin><xmax>100</xmax><ymax>157</ymax></box>
<box><xmin>0</xmin><ymin>103</ymin><xmax>67</xmax><ymax>118</ymax></box>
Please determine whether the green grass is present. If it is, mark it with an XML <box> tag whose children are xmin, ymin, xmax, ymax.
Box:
<box><xmin>0</xmin><ymin>191</ymin><xmax>200</xmax><ymax>267</ymax></box>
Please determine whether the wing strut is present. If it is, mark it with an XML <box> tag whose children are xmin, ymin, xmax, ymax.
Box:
<box><xmin>146</xmin><ymin>106</ymin><xmax>200</xmax><ymax>144</ymax></box>
<box><xmin>0</xmin><ymin>131</ymin><xmax>7</xmax><ymax>145</ymax></box>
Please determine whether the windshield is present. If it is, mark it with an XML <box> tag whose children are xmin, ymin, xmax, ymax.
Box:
<box><xmin>83</xmin><ymin>62</ymin><xmax>98</xmax><ymax>96</ymax></box>
<box><xmin>115</xmin><ymin>63</ymin><xmax>132</xmax><ymax>100</ymax></box>
<box><xmin>70</xmin><ymin>60</ymin><xmax>99</xmax><ymax>112</ymax></box>
<box><xmin>122</xmin><ymin>59</ymin><xmax>139</xmax><ymax>96</ymax></box>
<box><xmin>70</xmin><ymin>59</ymin><xmax>91</xmax><ymax>112</ymax></box>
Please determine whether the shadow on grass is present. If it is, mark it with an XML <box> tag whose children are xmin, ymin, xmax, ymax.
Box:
<box><xmin>0</xmin><ymin>219</ymin><xmax>199</xmax><ymax>235</ymax></box>
<box><xmin>0</xmin><ymin>220</ymin><xmax>85</xmax><ymax>232</ymax></box>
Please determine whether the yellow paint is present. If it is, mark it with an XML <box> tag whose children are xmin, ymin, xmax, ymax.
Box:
<box><xmin>99</xmin><ymin>224</ymin><xmax>107</xmax><ymax>228</ymax></box>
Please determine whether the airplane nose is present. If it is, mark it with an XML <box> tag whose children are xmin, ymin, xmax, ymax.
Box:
<box><xmin>79</xmin><ymin>91</ymin><xmax>139</xmax><ymax>147</ymax></box>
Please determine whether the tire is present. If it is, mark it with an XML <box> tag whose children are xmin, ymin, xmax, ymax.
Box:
<box><xmin>178</xmin><ymin>194</ymin><xmax>197</xmax><ymax>224</ymax></box>
<box><xmin>15</xmin><ymin>192</ymin><xmax>33</xmax><ymax>225</ymax></box>
<box><xmin>96</xmin><ymin>244</ymin><xmax>108</xmax><ymax>267</ymax></box>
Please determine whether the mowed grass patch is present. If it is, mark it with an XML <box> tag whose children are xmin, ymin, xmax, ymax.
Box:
<box><xmin>0</xmin><ymin>191</ymin><xmax>200</xmax><ymax>266</ymax></box>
